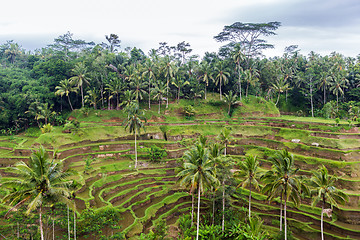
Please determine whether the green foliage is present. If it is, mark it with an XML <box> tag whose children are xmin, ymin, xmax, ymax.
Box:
<box><xmin>159</xmin><ymin>125</ymin><xmax>169</xmax><ymax>141</ymax></box>
<box><xmin>78</xmin><ymin>207</ymin><xmax>122</xmax><ymax>239</ymax></box>
<box><xmin>40</xmin><ymin>123</ymin><xmax>53</xmax><ymax>133</ymax></box>
<box><xmin>147</xmin><ymin>145</ymin><xmax>167</xmax><ymax>162</ymax></box>
<box><xmin>183</xmin><ymin>105</ymin><xmax>196</xmax><ymax>118</ymax></box>
<box><xmin>63</xmin><ymin>119</ymin><xmax>80</xmax><ymax>133</ymax></box>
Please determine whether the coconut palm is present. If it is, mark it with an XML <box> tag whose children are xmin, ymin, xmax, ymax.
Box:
<box><xmin>232</xmin><ymin>44</ymin><xmax>245</xmax><ymax>100</ymax></box>
<box><xmin>161</xmin><ymin>56</ymin><xmax>175</xmax><ymax>108</ymax></box>
<box><xmin>171</xmin><ymin>75</ymin><xmax>190</xmax><ymax>103</ymax></box>
<box><xmin>130</xmin><ymin>75</ymin><xmax>147</xmax><ymax>103</ymax></box>
<box><xmin>105</xmin><ymin>77</ymin><xmax>123</xmax><ymax>110</ymax></box>
<box><xmin>329</xmin><ymin>76</ymin><xmax>348</xmax><ymax>110</ymax></box>
<box><xmin>177</xmin><ymin>143</ymin><xmax>218</xmax><ymax>240</ymax></box>
<box><xmin>308</xmin><ymin>165</ymin><xmax>348</xmax><ymax>240</ymax></box>
<box><xmin>1</xmin><ymin>146</ymin><xmax>74</xmax><ymax>240</ymax></box>
<box><xmin>123</xmin><ymin>103</ymin><xmax>146</xmax><ymax>169</ymax></box>
<box><xmin>214</xmin><ymin>61</ymin><xmax>231</xmax><ymax>100</ymax></box>
<box><xmin>217</xmin><ymin>127</ymin><xmax>232</xmax><ymax>156</ymax></box>
<box><xmin>271</xmin><ymin>78</ymin><xmax>289</xmax><ymax>106</ymax></box>
<box><xmin>236</xmin><ymin>155</ymin><xmax>260</xmax><ymax>219</ymax></box>
<box><xmin>197</xmin><ymin>61</ymin><xmax>214</xmax><ymax>100</ymax></box>
<box><xmin>151</xmin><ymin>80</ymin><xmax>167</xmax><ymax>114</ymax></box>
<box><xmin>244</xmin><ymin>68</ymin><xmax>259</xmax><ymax>98</ymax></box>
<box><xmin>223</xmin><ymin>90</ymin><xmax>238</xmax><ymax>116</ymax></box>
<box><xmin>55</xmin><ymin>79</ymin><xmax>78</xmax><ymax>111</ymax></box>
<box><xmin>318</xmin><ymin>72</ymin><xmax>332</xmax><ymax>105</ymax></box>
<box><xmin>262</xmin><ymin>149</ymin><xmax>304</xmax><ymax>240</ymax></box>
<box><xmin>85</xmin><ymin>88</ymin><xmax>100</xmax><ymax>110</ymax></box>
<box><xmin>70</xmin><ymin>62</ymin><xmax>90</xmax><ymax>108</ymax></box>
<box><xmin>142</xmin><ymin>59</ymin><xmax>157</xmax><ymax>109</ymax></box>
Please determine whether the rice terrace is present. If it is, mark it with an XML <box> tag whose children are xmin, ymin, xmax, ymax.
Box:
<box><xmin>1</xmin><ymin>19</ymin><xmax>360</xmax><ymax>240</ymax></box>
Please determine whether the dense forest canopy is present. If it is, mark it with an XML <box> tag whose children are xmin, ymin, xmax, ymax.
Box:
<box><xmin>1</xmin><ymin>23</ymin><xmax>360</xmax><ymax>133</ymax></box>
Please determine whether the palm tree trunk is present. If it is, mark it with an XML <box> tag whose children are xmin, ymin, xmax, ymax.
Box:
<box><xmin>68</xmin><ymin>205</ymin><xmax>70</xmax><ymax>240</ymax></box>
<box><xmin>324</xmin><ymin>87</ymin><xmax>326</xmax><ymax>104</ymax></box>
<box><xmin>222</xmin><ymin>180</ymin><xmax>225</xmax><ymax>233</ymax></box>
<box><xmin>148</xmin><ymin>79</ymin><xmax>151</xmax><ymax>109</ymax></box>
<box><xmin>280</xmin><ymin>192</ymin><xmax>283</xmax><ymax>232</ymax></box>
<box><xmin>40</xmin><ymin>206</ymin><xmax>44</xmax><ymax>240</ymax></box>
<box><xmin>212</xmin><ymin>189</ymin><xmax>215</xmax><ymax>226</ymax></box>
<box><xmin>158</xmin><ymin>100</ymin><xmax>161</xmax><ymax>114</ymax></box>
<box><xmin>321</xmin><ymin>198</ymin><xmax>325</xmax><ymax>240</ymax></box>
<box><xmin>238</xmin><ymin>68</ymin><xmax>242</xmax><ymax>101</ymax></box>
<box><xmin>166</xmin><ymin>78</ymin><xmax>169</xmax><ymax>108</ymax></box>
<box><xmin>67</xmin><ymin>95</ymin><xmax>74</xmax><ymax>111</ymax></box>
<box><xmin>196</xmin><ymin>186</ymin><xmax>201</xmax><ymax>240</ymax></box>
<box><xmin>219</xmin><ymin>80</ymin><xmax>222</xmax><ymax>100</ymax></box>
<box><xmin>246</xmin><ymin>81</ymin><xmax>249</xmax><ymax>98</ymax></box>
<box><xmin>275</xmin><ymin>92</ymin><xmax>280</xmax><ymax>106</ymax></box>
<box><xmin>204</xmin><ymin>85</ymin><xmax>207</xmax><ymax>100</ymax></box>
<box><xmin>134</xmin><ymin>128</ymin><xmax>138</xmax><ymax>168</ymax></box>
<box><xmin>74</xmin><ymin>210</ymin><xmax>76</xmax><ymax>240</ymax></box>
<box><xmin>81</xmin><ymin>85</ymin><xmax>84</xmax><ymax>108</ymax></box>
<box><xmin>191</xmin><ymin>191</ymin><xmax>194</xmax><ymax>227</ymax></box>
<box><xmin>228</xmin><ymin>103</ymin><xmax>231</xmax><ymax>116</ymax></box>
<box><xmin>284</xmin><ymin>197</ymin><xmax>287</xmax><ymax>240</ymax></box>
<box><xmin>249</xmin><ymin>182</ymin><xmax>252</xmax><ymax>219</ymax></box>
<box><xmin>178</xmin><ymin>87</ymin><xmax>180</xmax><ymax>104</ymax></box>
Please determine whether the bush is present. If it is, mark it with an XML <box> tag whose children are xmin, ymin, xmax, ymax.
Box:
<box><xmin>40</xmin><ymin>123</ymin><xmax>53</xmax><ymax>133</ymax></box>
<box><xmin>147</xmin><ymin>145</ymin><xmax>167</xmax><ymax>162</ymax></box>
<box><xmin>183</xmin><ymin>105</ymin><xmax>196</xmax><ymax>118</ymax></box>
<box><xmin>63</xmin><ymin>119</ymin><xmax>80</xmax><ymax>133</ymax></box>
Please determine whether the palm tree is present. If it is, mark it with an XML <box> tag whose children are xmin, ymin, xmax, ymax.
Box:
<box><xmin>308</xmin><ymin>165</ymin><xmax>348</xmax><ymax>240</ymax></box>
<box><xmin>171</xmin><ymin>75</ymin><xmax>190</xmax><ymax>103</ymax></box>
<box><xmin>214</xmin><ymin>155</ymin><xmax>234</xmax><ymax>232</ymax></box>
<box><xmin>244</xmin><ymin>68</ymin><xmax>259</xmax><ymax>98</ymax></box>
<box><xmin>214</xmin><ymin>61</ymin><xmax>231</xmax><ymax>100</ymax></box>
<box><xmin>271</xmin><ymin>78</ymin><xmax>289</xmax><ymax>106</ymax></box>
<box><xmin>161</xmin><ymin>56</ymin><xmax>175</xmax><ymax>108</ymax></box>
<box><xmin>123</xmin><ymin>103</ymin><xmax>146</xmax><ymax>169</ymax></box>
<box><xmin>119</xmin><ymin>90</ymin><xmax>136</xmax><ymax>109</ymax></box>
<box><xmin>85</xmin><ymin>88</ymin><xmax>100</xmax><ymax>110</ymax></box>
<box><xmin>197</xmin><ymin>61</ymin><xmax>214</xmax><ymax>100</ymax></box>
<box><xmin>232</xmin><ymin>44</ymin><xmax>245</xmax><ymax>100</ymax></box>
<box><xmin>1</xmin><ymin>146</ymin><xmax>74</xmax><ymax>240</ymax></box>
<box><xmin>105</xmin><ymin>77</ymin><xmax>123</xmax><ymax>110</ymax></box>
<box><xmin>262</xmin><ymin>149</ymin><xmax>304</xmax><ymax>240</ymax></box>
<box><xmin>55</xmin><ymin>79</ymin><xmax>78</xmax><ymax>111</ymax></box>
<box><xmin>318</xmin><ymin>72</ymin><xmax>332</xmax><ymax>105</ymax></box>
<box><xmin>223</xmin><ymin>90</ymin><xmax>238</xmax><ymax>116</ymax></box>
<box><xmin>142</xmin><ymin>59</ymin><xmax>157</xmax><ymax>109</ymax></box>
<box><xmin>151</xmin><ymin>80</ymin><xmax>167</xmax><ymax>114</ymax></box>
<box><xmin>329</xmin><ymin>76</ymin><xmax>348</xmax><ymax>110</ymax></box>
<box><xmin>130</xmin><ymin>75</ymin><xmax>147</xmax><ymax>103</ymax></box>
<box><xmin>218</xmin><ymin>127</ymin><xmax>232</xmax><ymax>156</ymax></box>
<box><xmin>236</xmin><ymin>155</ymin><xmax>260</xmax><ymax>219</ymax></box>
<box><xmin>70</xmin><ymin>62</ymin><xmax>90</xmax><ymax>108</ymax></box>
<box><xmin>176</xmin><ymin>143</ymin><xmax>218</xmax><ymax>240</ymax></box>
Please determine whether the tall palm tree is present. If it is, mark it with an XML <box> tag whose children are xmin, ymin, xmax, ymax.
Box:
<box><xmin>105</xmin><ymin>77</ymin><xmax>123</xmax><ymax>110</ymax></box>
<box><xmin>161</xmin><ymin>56</ymin><xmax>175</xmax><ymax>108</ymax></box>
<box><xmin>223</xmin><ymin>90</ymin><xmax>238</xmax><ymax>116</ymax></box>
<box><xmin>55</xmin><ymin>79</ymin><xmax>78</xmax><ymax>111</ymax></box>
<box><xmin>151</xmin><ymin>80</ymin><xmax>167</xmax><ymax>114</ymax></box>
<box><xmin>271</xmin><ymin>78</ymin><xmax>289</xmax><ymax>106</ymax></box>
<box><xmin>244</xmin><ymin>68</ymin><xmax>259</xmax><ymax>98</ymax></box>
<box><xmin>214</xmin><ymin>61</ymin><xmax>231</xmax><ymax>100</ymax></box>
<box><xmin>70</xmin><ymin>62</ymin><xmax>90</xmax><ymax>108</ymax></box>
<box><xmin>1</xmin><ymin>146</ymin><xmax>74</xmax><ymax>240</ymax></box>
<box><xmin>130</xmin><ymin>75</ymin><xmax>147</xmax><ymax>103</ymax></box>
<box><xmin>232</xmin><ymin>44</ymin><xmax>245</xmax><ymax>100</ymax></box>
<box><xmin>85</xmin><ymin>88</ymin><xmax>100</xmax><ymax>110</ymax></box>
<box><xmin>177</xmin><ymin>143</ymin><xmax>218</xmax><ymax>240</ymax></box>
<box><xmin>171</xmin><ymin>75</ymin><xmax>190</xmax><ymax>103</ymax></box>
<box><xmin>197</xmin><ymin>61</ymin><xmax>214</xmax><ymax>100</ymax></box>
<box><xmin>236</xmin><ymin>155</ymin><xmax>260</xmax><ymax>219</ymax></box>
<box><xmin>262</xmin><ymin>149</ymin><xmax>304</xmax><ymax>240</ymax></box>
<box><xmin>318</xmin><ymin>72</ymin><xmax>332</xmax><ymax>105</ymax></box>
<box><xmin>308</xmin><ymin>165</ymin><xmax>348</xmax><ymax>240</ymax></box>
<box><xmin>329</xmin><ymin>76</ymin><xmax>348</xmax><ymax>110</ymax></box>
<box><xmin>123</xmin><ymin>103</ymin><xmax>146</xmax><ymax>169</ymax></box>
<box><xmin>218</xmin><ymin>127</ymin><xmax>232</xmax><ymax>156</ymax></box>
<box><xmin>142</xmin><ymin>59</ymin><xmax>157</xmax><ymax>109</ymax></box>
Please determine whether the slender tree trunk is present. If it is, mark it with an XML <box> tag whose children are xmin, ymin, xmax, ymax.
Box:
<box><xmin>228</xmin><ymin>104</ymin><xmax>231</xmax><ymax>116</ymax></box>
<box><xmin>134</xmin><ymin>128</ymin><xmax>137</xmax><ymax>168</ymax></box>
<box><xmin>310</xmin><ymin>81</ymin><xmax>314</xmax><ymax>117</ymax></box>
<box><xmin>284</xmin><ymin>192</ymin><xmax>287</xmax><ymax>240</ymax></box>
<box><xmin>81</xmin><ymin>85</ymin><xmax>84</xmax><ymax>108</ymax></box>
<box><xmin>219</xmin><ymin>80</ymin><xmax>222</xmax><ymax>100</ymax></box>
<box><xmin>196</xmin><ymin>186</ymin><xmax>201</xmax><ymax>240</ymax></box>
<box><xmin>178</xmin><ymin>87</ymin><xmax>180</xmax><ymax>104</ymax></box>
<box><xmin>116</xmin><ymin>94</ymin><xmax>119</xmax><ymax>110</ymax></box>
<box><xmin>275</xmin><ymin>92</ymin><xmax>280</xmax><ymax>106</ymax></box>
<box><xmin>108</xmin><ymin>92</ymin><xmax>111</xmax><ymax>110</ymax></box>
<box><xmin>280</xmin><ymin>192</ymin><xmax>283</xmax><ymax>232</ymax></box>
<box><xmin>212</xmin><ymin>189</ymin><xmax>215</xmax><ymax>226</ymax></box>
<box><xmin>238</xmin><ymin>67</ymin><xmax>242</xmax><ymax>101</ymax></box>
<box><xmin>222</xmin><ymin>180</ymin><xmax>225</xmax><ymax>233</ymax></box>
<box><xmin>148</xmin><ymin>79</ymin><xmax>151</xmax><ymax>109</ymax></box>
<box><xmin>40</xmin><ymin>206</ymin><xmax>44</xmax><ymax>240</ymax></box>
<box><xmin>53</xmin><ymin>218</ymin><xmax>55</xmax><ymax>240</ymax></box>
<box><xmin>324</xmin><ymin>87</ymin><xmax>326</xmax><ymax>105</ymax></box>
<box><xmin>74</xmin><ymin>210</ymin><xmax>76</xmax><ymax>240</ymax></box>
<box><xmin>191</xmin><ymin>191</ymin><xmax>194</xmax><ymax>227</ymax></box>
<box><xmin>204</xmin><ymin>85</ymin><xmax>207</xmax><ymax>100</ymax></box>
<box><xmin>68</xmin><ymin>205</ymin><xmax>70</xmax><ymax>240</ymax></box>
<box><xmin>67</xmin><ymin>95</ymin><xmax>74</xmax><ymax>111</ymax></box>
<box><xmin>158</xmin><ymin>100</ymin><xmax>161</xmax><ymax>114</ymax></box>
<box><xmin>246</xmin><ymin>81</ymin><xmax>249</xmax><ymax>98</ymax></box>
<box><xmin>224</xmin><ymin>143</ymin><xmax>227</xmax><ymax>156</ymax></box>
<box><xmin>166</xmin><ymin>78</ymin><xmax>169</xmax><ymax>108</ymax></box>
<box><xmin>321</xmin><ymin>197</ymin><xmax>325</xmax><ymax>240</ymax></box>
<box><xmin>249</xmin><ymin>182</ymin><xmax>252</xmax><ymax>219</ymax></box>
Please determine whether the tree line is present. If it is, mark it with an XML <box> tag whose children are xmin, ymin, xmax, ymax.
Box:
<box><xmin>1</xmin><ymin>23</ymin><xmax>360</xmax><ymax>133</ymax></box>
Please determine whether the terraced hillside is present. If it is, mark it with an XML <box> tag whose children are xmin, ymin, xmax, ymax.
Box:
<box><xmin>1</xmin><ymin>108</ymin><xmax>360</xmax><ymax>239</ymax></box>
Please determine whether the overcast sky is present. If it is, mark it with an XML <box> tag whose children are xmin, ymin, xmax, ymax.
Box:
<box><xmin>1</xmin><ymin>0</ymin><xmax>360</xmax><ymax>58</ymax></box>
